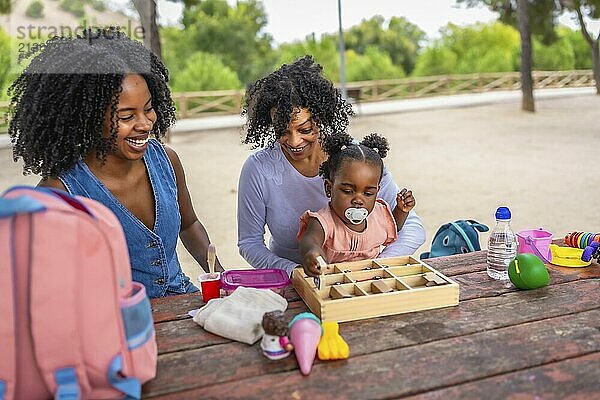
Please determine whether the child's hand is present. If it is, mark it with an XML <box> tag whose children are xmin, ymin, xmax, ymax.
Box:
<box><xmin>396</xmin><ymin>188</ymin><xmax>415</xmax><ymax>213</ymax></box>
<box><xmin>302</xmin><ymin>251</ymin><xmax>324</xmax><ymax>277</ymax></box>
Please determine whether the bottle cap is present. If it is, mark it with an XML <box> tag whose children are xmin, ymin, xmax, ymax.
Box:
<box><xmin>495</xmin><ymin>206</ymin><xmax>511</xmax><ymax>220</ymax></box>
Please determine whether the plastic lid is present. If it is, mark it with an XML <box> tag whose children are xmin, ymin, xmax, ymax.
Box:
<box><xmin>495</xmin><ymin>206</ymin><xmax>511</xmax><ymax>220</ymax></box>
<box><xmin>220</xmin><ymin>269</ymin><xmax>290</xmax><ymax>291</ymax></box>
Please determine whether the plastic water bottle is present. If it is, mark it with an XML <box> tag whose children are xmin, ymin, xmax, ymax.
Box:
<box><xmin>486</xmin><ymin>206</ymin><xmax>517</xmax><ymax>280</ymax></box>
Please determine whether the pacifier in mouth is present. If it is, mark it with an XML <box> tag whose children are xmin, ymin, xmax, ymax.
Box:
<box><xmin>344</xmin><ymin>207</ymin><xmax>369</xmax><ymax>225</ymax></box>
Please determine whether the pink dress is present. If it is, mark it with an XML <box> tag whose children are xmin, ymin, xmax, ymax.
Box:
<box><xmin>297</xmin><ymin>199</ymin><xmax>398</xmax><ymax>264</ymax></box>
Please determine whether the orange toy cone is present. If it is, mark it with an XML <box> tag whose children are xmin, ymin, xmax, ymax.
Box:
<box><xmin>288</xmin><ymin>312</ymin><xmax>322</xmax><ymax>375</ymax></box>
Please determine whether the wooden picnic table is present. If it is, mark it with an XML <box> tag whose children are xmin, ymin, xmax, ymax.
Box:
<box><xmin>143</xmin><ymin>250</ymin><xmax>600</xmax><ymax>399</ymax></box>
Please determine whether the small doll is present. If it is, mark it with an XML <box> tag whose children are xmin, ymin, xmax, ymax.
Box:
<box><xmin>260</xmin><ymin>310</ymin><xmax>293</xmax><ymax>360</ymax></box>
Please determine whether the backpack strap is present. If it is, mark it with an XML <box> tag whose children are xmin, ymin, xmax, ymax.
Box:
<box><xmin>0</xmin><ymin>196</ymin><xmax>46</xmax><ymax>218</ymax></box>
<box><xmin>26</xmin><ymin>201</ymin><xmax>91</xmax><ymax>399</ymax></box>
<box><xmin>0</xmin><ymin>216</ymin><xmax>17</xmax><ymax>400</ymax></box>
<box><xmin>450</xmin><ymin>222</ymin><xmax>476</xmax><ymax>252</ymax></box>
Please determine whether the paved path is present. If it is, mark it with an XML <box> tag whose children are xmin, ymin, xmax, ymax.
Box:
<box><xmin>2</xmin><ymin>89</ymin><xmax>598</xmax><ymax>279</ymax></box>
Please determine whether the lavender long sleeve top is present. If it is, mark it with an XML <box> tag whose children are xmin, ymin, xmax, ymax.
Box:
<box><xmin>237</xmin><ymin>143</ymin><xmax>426</xmax><ymax>276</ymax></box>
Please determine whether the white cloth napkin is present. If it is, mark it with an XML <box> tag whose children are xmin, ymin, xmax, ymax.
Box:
<box><xmin>192</xmin><ymin>287</ymin><xmax>288</xmax><ymax>344</ymax></box>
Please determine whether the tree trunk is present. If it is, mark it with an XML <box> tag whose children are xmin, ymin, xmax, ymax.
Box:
<box><xmin>517</xmin><ymin>0</ymin><xmax>535</xmax><ymax>112</ymax></box>
<box><xmin>570</xmin><ymin>3</ymin><xmax>599</xmax><ymax>95</ymax></box>
<box><xmin>591</xmin><ymin>40</ymin><xmax>600</xmax><ymax>94</ymax></box>
<box><xmin>131</xmin><ymin>0</ymin><xmax>162</xmax><ymax>60</ymax></box>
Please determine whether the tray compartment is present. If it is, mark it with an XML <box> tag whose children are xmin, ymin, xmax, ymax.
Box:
<box><xmin>292</xmin><ymin>256</ymin><xmax>459</xmax><ymax>322</ymax></box>
<box><xmin>328</xmin><ymin>283</ymin><xmax>368</xmax><ymax>299</ymax></box>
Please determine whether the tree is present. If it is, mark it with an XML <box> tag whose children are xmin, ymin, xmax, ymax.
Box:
<box><xmin>457</xmin><ymin>0</ymin><xmax>559</xmax><ymax>111</ymax></box>
<box><xmin>561</xmin><ymin>27</ymin><xmax>593</xmax><ymax>68</ymax></box>
<box><xmin>412</xmin><ymin>22</ymin><xmax>520</xmax><ymax>76</ymax></box>
<box><xmin>345</xmin><ymin>47</ymin><xmax>405</xmax><ymax>81</ymax></box>
<box><xmin>170</xmin><ymin>51</ymin><xmax>241</xmax><ymax>92</ymax></box>
<box><xmin>275</xmin><ymin>35</ymin><xmax>339</xmax><ymax>82</ymax></box>
<box><xmin>26</xmin><ymin>0</ymin><xmax>44</xmax><ymax>18</ymax></box>
<box><xmin>131</xmin><ymin>0</ymin><xmax>162</xmax><ymax>59</ymax></box>
<box><xmin>180</xmin><ymin>0</ymin><xmax>275</xmax><ymax>84</ymax></box>
<box><xmin>412</xmin><ymin>46</ymin><xmax>458</xmax><ymax>76</ymax></box>
<box><xmin>533</xmin><ymin>32</ymin><xmax>576</xmax><ymax>70</ymax></box>
<box><xmin>517</xmin><ymin>0</ymin><xmax>534</xmax><ymax>111</ymax></box>
<box><xmin>559</xmin><ymin>0</ymin><xmax>600</xmax><ymax>93</ymax></box>
<box><xmin>324</xmin><ymin>15</ymin><xmax>425</xmax><ymax>75</ymax></box>
<box><xmin>0</xmin><ymin>0</ymin><xmax>13</xmax><ymax>14</ymax></box>
<box><xmin>133</xmin><ymin>0</ymin><xmax>226</xmax><ymax>63</ymax></box>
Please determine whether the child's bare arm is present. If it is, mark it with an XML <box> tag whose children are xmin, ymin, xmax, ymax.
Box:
<box><xmin>298</xmin><ymin>218</ymin><xmax>326</xmax><ymax>277</ymax></box>
<box><xmin>393</xmin><ymin>189</ymin><xmax>416</xmax><ymax>231</ymax></box>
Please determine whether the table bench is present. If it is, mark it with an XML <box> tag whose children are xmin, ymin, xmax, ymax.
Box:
<box><xmin>143</xmin><ymin>250</ymin><xmax>600</xmax><ymax>399</ymax></box>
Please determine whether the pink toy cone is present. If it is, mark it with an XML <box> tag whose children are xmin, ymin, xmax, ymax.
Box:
<box><xmin>288</xmin><ymin>313</ymin><xmax>322</xmax><ymax>375</ymax></box>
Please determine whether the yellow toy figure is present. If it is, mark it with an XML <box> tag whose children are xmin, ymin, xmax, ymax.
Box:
<box><xmin>317</xmin><ymin>321</ymin><xmax>350</xmax><ymax>360</ymax></box>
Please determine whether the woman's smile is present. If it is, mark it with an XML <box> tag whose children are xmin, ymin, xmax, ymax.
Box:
<box><xmin>124</xmin><ymin>133</ymin><xmax>150</xmax><ymax>152</ymax></box>
<box><xmin>285</xmin><ymin>142</ymin><xmax>309</xmax><ymax>156</ymax></box>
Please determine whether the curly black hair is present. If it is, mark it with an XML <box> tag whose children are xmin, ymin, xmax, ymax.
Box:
<box><xmin>8</xmin><ymin>28</ymin><xmax>176</xmax><ymax>178</ymax></box>
<box><xmin>319</xmin><ymin>132</ymin><xmax>390</xmax><ymax>181</ymax></box>
<box><xmin>242</xmin><ymin>55</ymin><xmax>354</xmax><ymax>148</ymax></box>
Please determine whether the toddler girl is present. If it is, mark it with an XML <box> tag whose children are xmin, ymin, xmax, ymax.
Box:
<box><xmin>298</xmin><ymin>132</ymin><xmax>416</xmax><ymax>277</ymax></box>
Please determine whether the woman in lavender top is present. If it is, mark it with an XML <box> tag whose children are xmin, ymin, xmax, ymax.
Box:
<box><xmin>238</xmin><ymin>56</ymin><xmax>425</xmax><ymax>276</ymax></box>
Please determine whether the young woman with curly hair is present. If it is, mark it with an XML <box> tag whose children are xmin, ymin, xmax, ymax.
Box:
<box><xmin>238</xmin><ymin>56</ymin><xmax>425</xmax><ymax>275</ymax></box>
<box><xmin>9</xmin><ymin>29</ymin><xmax>221</xmax><ymax>298</ymax></box>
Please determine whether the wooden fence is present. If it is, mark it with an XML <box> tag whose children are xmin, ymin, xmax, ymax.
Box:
<box><xmin>172</xmin><ymin>70</ymin><xmax>594</xmax><ymax>119</ymax></box>
<box><xmin>1</xmin><ymin>70</ymin><xmax>595</xmax><ymax>131</ymax></box>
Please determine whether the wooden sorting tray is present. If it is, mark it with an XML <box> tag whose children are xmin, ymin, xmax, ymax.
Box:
<box><xmin>291</xmin><ymin>256</ymin><xmax>459</xmax><ymax>322</ymax></box>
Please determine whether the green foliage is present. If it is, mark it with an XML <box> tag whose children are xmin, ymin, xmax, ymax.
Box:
<box><xmin>170</xmin><ymin>51</ymin><xmax>241</xmax><ymax>92</ymax></box>
<box><xmin>25</xmin><ymin>0</ymin><xmax>44</xmax><ymax>18</ymax></box>
<box><xmin>561</xmin><ymin>27</ymin><xmax>593</xmax><ymax>69</ymax></box>
<box><xmin>90</xmin><ymin>0</ymin><xmax>105</xmax><ymax>12</ymax></box>
<box><xmin>60</xmin><ymin>0</ymin><xmax>84</xmax><ymax>17</ymax></box>
<box><xmin>274</xmin><ymin>36</ymin><xmax>405</xmax><ymax>83</ymax></box>
<box><xmin>413</xmin><ymin>22</ymin><xmax>520</xmax><ymax>76</ymax></box>
<box><xmin>533</xmin><ymin>33</ymin><xmax>575</xmax><ymax>70</ymax></box>
<box><xmin>58</xmin><ymin>0</ymin><xmax>106</xmax><ymax>16</ymax></box>
<box><xmin>274</xmin><ymin>35</ymin><xmax>339</xmax><ymax>82</ymax></box>
<box><xmin>346</xmin><ymin>47</ymin><xmax>405</xmax><ymax>81</ymax></box>
<box><xmin>457</xmin><ymin>0</ymin><xmax>560</xmax><ymax>43</ymax></box>
<box><xmin>180</xmin><ymin>0</ymin><xmax>275</xmax><ymax>84</ymax></box>
<box><xmin>413</xmin><ymin>46</ymin><xmax>458</xmax><ymax>76</ymax></box>
<box><xmin>0</xmin><ymin>28</ymin><xmax>10</xmax><ymax>97</ymax></box>
<box><xmin>0</xmin><ymin>0</ymin><xmax>14</xmax><ymax>14</ymax></box>
<box><xmin>340</xmin><ymin>15</ymin><xmax>425</xmax><ymax>75</ymax></box>
<box><xmin>161</xmin><ymin>27</ymin><xmax>191</xmax><ymax>81</ymax></box>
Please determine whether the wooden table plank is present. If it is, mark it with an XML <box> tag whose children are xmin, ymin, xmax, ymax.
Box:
<box><xmin>403</xmin><ymin>352</ymin><xmax>600</xmax><ymax>400</ymax></box>
<box><xmin>454</xmin><ymin>267</ymin><xmax>600</xmax><ymax>301</ymax></box>
<box><xmin>150</xmin><ymin>287</ymin><xmax>302</xmax><ymax>323</ymax></box>
<box><xmin>152</xmin><ymin>278</ymin><xmax>599</xmax><ymax>355</ymax></box>
<box><xmin>426</xmin><ymin>249</ymin><xmax>599</xmax><ymax>280</ymax></box>
<box><xmin>151</xmin><ymin>293</ymin><xmax>203</xmax><ymax>323</ymax></box>
<box><xmin>145</xmin><ymin>250</ymin><xmax>600</xmax><ymax>398</ymax></box>
<box><xmin>147</xmin><ymin>309</ymin><xmax>600</xmax><ymax>399</ymax></box>
<box><xmin>155</xmin><ymin>300</ymin><xmax>309</xmax><ymax>355</ymax></box>
<box><xmin>143</xmin><ymin>279</ymin><xmax>600</xmax><ymax>397</ymax></box>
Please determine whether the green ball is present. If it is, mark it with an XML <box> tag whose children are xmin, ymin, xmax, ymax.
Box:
<box><xmin>508</xmin><ymin>253</ymin><xmax>549</xmax><ymax>289</ymax></box>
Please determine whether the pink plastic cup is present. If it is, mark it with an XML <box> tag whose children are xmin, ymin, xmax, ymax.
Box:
<box><xmin>198</xmin><ymin>272</ymin><xmax>221</xmax><ymax>303</ymax></box>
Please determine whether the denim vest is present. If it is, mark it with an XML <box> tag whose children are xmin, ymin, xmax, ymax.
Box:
<box><xmin>60</xmin><ymin>139</ymin><xmax>197</xmax><ymax>298</ymax></box>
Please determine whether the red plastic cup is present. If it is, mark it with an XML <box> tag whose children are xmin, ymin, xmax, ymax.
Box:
<box><xmin>198</xmin><ymin>272</ymin><xmax>221</xmax><ymax>303</ymax></box>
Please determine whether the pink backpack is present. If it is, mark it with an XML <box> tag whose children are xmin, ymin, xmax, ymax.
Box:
<box><xmin>0</xmin><ymin>186</ymin><xmax>157</xmax><ymax>400</ymax></box>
